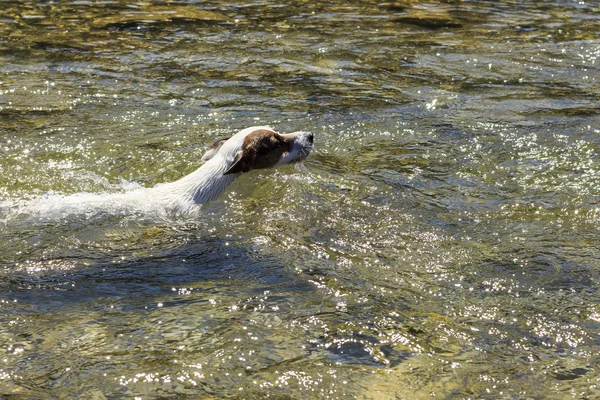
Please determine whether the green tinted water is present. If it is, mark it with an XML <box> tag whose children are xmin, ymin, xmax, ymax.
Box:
<box><xmin>1</xmin><ymin>0</ymin><xmax>600</xmax><ymax>398</ymax></box>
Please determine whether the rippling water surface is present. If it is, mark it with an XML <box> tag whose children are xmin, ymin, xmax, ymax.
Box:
<box><xmin>1</xmin><ymin>0</ymin><xmax>600</xmax><ymax>398</ymax></box>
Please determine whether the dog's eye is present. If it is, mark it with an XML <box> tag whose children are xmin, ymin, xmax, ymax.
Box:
<box><xmin>257</xmin><ymin>146</ymin><xmax>271</xmax><ymax>156</ymax></box>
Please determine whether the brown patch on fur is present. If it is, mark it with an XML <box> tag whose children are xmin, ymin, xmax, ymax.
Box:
<box><xmin>224</xmin><ymin>129</ymin><xmax>292</xmax><ymax>175</ymax></box>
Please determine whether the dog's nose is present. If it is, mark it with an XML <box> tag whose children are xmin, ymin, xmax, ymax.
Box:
<box><xmin>307</xmin><ymin>132</ymin><xmax>314</xmax><ymax>144</ymax></box>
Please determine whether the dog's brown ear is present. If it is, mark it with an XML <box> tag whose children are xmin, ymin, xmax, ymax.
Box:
<box><xmin>224</xmin><ymin>151</ymin><xmax>253</xmax><ymax>175</ymax></box>
<box><xmin>202</xmin><ymin>137</ymin><xmax>230</xmax><ymax>162</ymax></box>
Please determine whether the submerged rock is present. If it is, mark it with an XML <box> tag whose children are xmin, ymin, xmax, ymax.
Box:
<box><xmin>382</xmin><ymin>1</ymin><xmax>463</xmax><ymax>29</ymax></box>
<box><xmin>90</xmin><ymin>6</ymin><xmax>229</xmax><ymax>29</ymax></box>
<box><xmin>394</xmin><ymin>10</ymin><xmax>462</xmax><ymax>29</ymax></box>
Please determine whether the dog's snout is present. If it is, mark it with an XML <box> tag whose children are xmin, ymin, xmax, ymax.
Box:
<box><xmin>307</xmin><ymin>132</ymin><xmax>314</xmax><ymax>144</ymax></box>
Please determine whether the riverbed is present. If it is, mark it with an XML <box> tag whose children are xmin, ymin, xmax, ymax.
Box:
<box><xmin>1</xmin><ymin>0</ymin><xmax>599</xmax><ymax>398</ymax></box>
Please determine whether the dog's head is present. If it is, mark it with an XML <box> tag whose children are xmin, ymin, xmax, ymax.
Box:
<box><xmin>202</xmin><ymin>127</ymin><xmax>313</xmax><ymax>175</ymax></box>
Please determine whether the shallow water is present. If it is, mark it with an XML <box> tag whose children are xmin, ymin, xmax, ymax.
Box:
<box><xmin>1</xmin><ymin>0</ymin><xmax>600</xmax><ymax>398</ymax></box>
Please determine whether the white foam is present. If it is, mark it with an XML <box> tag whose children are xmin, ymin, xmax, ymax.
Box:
<box><xmin>1</xmin><ymin>183</ymin><xmax>199</xmax><ymax>225</ymax></box>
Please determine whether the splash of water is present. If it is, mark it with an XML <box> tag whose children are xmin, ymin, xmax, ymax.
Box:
<box><xmin>0</xmin><ymin>180</ymin><xmax>200</xmax><ymax>225</ymax></box>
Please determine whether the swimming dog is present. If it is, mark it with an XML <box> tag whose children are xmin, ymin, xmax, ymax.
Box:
<box><xmin>2</xmin><ymin>126</ymin><xmax>313</xmax><ymax>220</ymax></box>
<box><xmin>154</xmin><ymin>126</ymin><xmax>314</xmax><ymax>210</ymax></box>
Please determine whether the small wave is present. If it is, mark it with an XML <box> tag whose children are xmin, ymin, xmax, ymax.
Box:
<box><xmin>0</xmin><ymin>183</ymin><xmax>199</xmax><ymax>226</ymax></box>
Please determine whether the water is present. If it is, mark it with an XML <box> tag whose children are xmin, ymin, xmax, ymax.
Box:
<box><xmin>1</xmin><ymin>0</ymin><xmax>599</xmax><ymax>398</ymax></box>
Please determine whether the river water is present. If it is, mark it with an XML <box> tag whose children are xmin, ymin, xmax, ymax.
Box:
<box><xmin>1</xmin><ymin>0</ymin><xmax>599</xmax><ymax>398</ymax></box>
